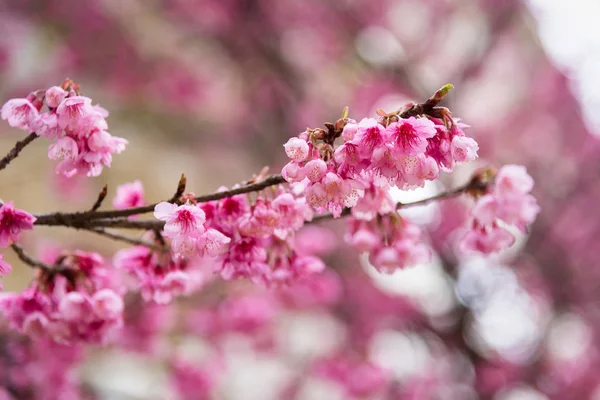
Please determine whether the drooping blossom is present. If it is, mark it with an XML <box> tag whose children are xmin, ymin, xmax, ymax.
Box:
<box><xmin>345</xmin><ymin>214</ymin><xmax>430</xmax><ymax>273</ymax></box>
<box><xmin>0</xmin><ymin>251</ymin><xmax>124</xmax><ymax>344</ymax></box>
<box><xmin>0</xmin><ymin>98</ymin><xmax>39</xmax><ymax>131</ymax></box>
<box><xmin>113</xmin><ymin>245</ymin><xmax>206</xmax><ymax>304</ymax></box>
<box><xmin>0</xmin><ymin>201</ymin><xmax>36</xmax><ymax>247</ymax></box>
<box><xmin>154</xmin><ymin>201</ymin><xmax>231</xmax><ymax>260</ymax></box>
<box><xmin>0</xmin><ymin>253</ymin><xmax>11</xmax><ymax>290</ymax></box>
<box><xmin>460</xmin><ymin>165</ymin><xmax>540</xmax><ymax>254</ymax></box>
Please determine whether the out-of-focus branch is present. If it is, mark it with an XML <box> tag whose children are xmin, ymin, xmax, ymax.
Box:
<box><xmin>85</xmin><ymin>228</ymin><xmax>167</xmax><ymax>251</ymax></box>
<box><xmin>0</xmin><ymin>132</ymin><xmax>38</xmax><ymax>172</ymax></box>
<box><xmin>10</xmin><ymin>244</ymin><xmax>67</xmax><ymax>272</ymax></box>
<box><xmin>311</xmin><ymin>182</ymin><xmax>470</xmax><ymax>223</ymax></box>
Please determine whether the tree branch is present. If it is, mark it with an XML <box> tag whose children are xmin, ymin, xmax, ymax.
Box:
<box><xmin>311</xmin><ymin>184</ymin><xmax>470</xmax><ymax>223</ymax></box>
<box><xmin>84</xmin><ymin>228</ymin><xmax>168</xmax><ymax>251</ymax></box>
<box><xmin>34</xmin><ymin>174</ymin><xmax>286</xmax><ymax>225</ymax></box>
<box><xmin>10</xmin><ymin>244</ymin><xmax>66</xmax><ymax>272</ymax></box>
<box><xmin>0</xmin><ymin>132</ymin><xmax>38</xmax><ymax>172</ymax></box>
<box><xmin>34</xmin><ymin>184</ymin><xmax>471</xmax><ymax>231</ymax></box>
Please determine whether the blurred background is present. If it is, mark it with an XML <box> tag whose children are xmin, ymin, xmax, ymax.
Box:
<box><xmin>1</xmin><ymin>0</ymin><xmax>600</xmax><ymax>399</ymax></box>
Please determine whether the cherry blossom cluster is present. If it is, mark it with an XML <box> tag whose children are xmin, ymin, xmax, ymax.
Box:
<box><xmin>282</xmin><ymin>112</ymin><xmax>478</xmax><ymax>217</ymax></box>
<box><xmin>0</xmin><ymin>251</ymin><xmax>124</xmax><ymax>344</ymax></box>
<box><xmin>346</xmin><ymin>214</ymin><xmax>430</xmax><ymax>273</ymax></box>
<box><xmin>199</xmin><ymin>190</ymin><xmax>322</xmax><ymax>285</ymax></box>
<box><xmin>0</xmin><ymin>335</ymin><xmax>85</xmax><ymax>399</ymax></box>
<box><xmin>460</xmin><ymin>165</ymin><xmax>540</xmax><ymax>254</ymax></box>
<box><xmin>113</xmin><ymin>244</ymin><xmax>206</xmax><ymax>304</ymax></box>
<box><xmin>0</xmin><ymin>79</ymin><xmax>127</xmax><ymax>177</ymax></box>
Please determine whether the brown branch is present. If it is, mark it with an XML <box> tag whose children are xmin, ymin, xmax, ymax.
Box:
<box><xmin>0</xmin><ymin>132</ymin><xmax>38</xmax><ymax>172</ymax></box>
<box><xmin>34</xmin><ymin>184</ymin><xmax>471</xmax><ymax>231</ymax></box>
<box><xmin>311</xmin><ymin>184</ymin><xmax>470</xmax><ymax>223</ymax></box>
<box><xmin>85</xmin><ymin>228</ymin><xmax>168</xmax><ymax>251</ymax></box>
<box><xmin>34</xmin><ymin>174</ymin><xmax>286</xmax><ymax>226</ymax></box>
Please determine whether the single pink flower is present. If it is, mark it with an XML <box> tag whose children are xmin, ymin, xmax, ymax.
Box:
<box><xmin>303</xmin><ymin>158</ymin><xmax>327</xmax><ymax>182</ymax></box>
<box><xmin>113</xmin><ymin>180</ymin><xmax>145</xmax><ymax>209</ymax></box>
<box><xmin>92</xmin><ymin>289</ymin><xmax>124</xmax><ymax>319</ymax></box>
<box><xmin>34</xmin><ymin>112</ymin><xmax>61</xmax><ymax>139</ymax></box>
<box><xmin>1</xmin><ymin>98</ymin><xmax>39</xmax><ymax>131</ymax></box>
<box><xmin>0</xmin><ymin>201</ymin><xmax>36</xmax><ymax>247</ymax></box>
<box><xmin>451</xmin><ymin>135</ymin><xmax>479</xmax><ymax>163</ymax></box>
<box><xmin>154</xmin><ymin>202</ymin><xmax>207</xmax><ymax>238</ymax></box>
<box><xmin>48</xmin><ymin>136</ymin><xmax>79</xmax><ymax>160</ymax></box>
<box><xmin>283</xmin><ymin>137</ymin><xmax>310</xmax><ymax>161</ymax></box>
<box><xmin>45</xmin><ymin>86</ymin><xmax>68</xmax><ymax>108</ymax></box>
<box><xmin>385</xmin><ymin>116</ymin><xmax>436</xmax><ymax>156</ymax></box>
<box><xmin>494</xmin><ymin>164</ymin><xmax>535</xmax><ymax>195</ymax></box>
<box><xmin>353</xmin><ymin>118</ymin><xmax>386</xmax><ymax>159</ymax></box>
<box><xmin>56</xmin><ymin>96</ymin><xmax>93</xmax><ymax>131</ymax></box>
<box><xmin>459</xmin><ymin>225</ymin><xmax>516</xmax><ymax>255</ymax></box>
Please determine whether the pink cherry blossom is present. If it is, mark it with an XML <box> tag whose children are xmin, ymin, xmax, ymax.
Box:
<box><xmin>0</xmin><ymin>251</ymin><xmax>124</xmax><ymax>344</ymax></box>
<box><xmin>33</xmin><ymin>112</ymin><xmax>61</xmax><ymax>139</ymax></box>
<box><xmin>283</xmin><ymin>137</ymin><xmax>310</xmax><ymax>161</ymax></box>
<box><xmin>459</xmin><ymin>224</ymin><xmax>516</xmax><ymax>254</ymax></box>
<box><xmin>170</xmin><ymin>358</ymin><xmax>220</xmax><ymax>400</ymax></box>
<box><xmin>48</xmin><ymin>136</ymin><xmax>78</xmax><ymax>160</ymax></box>
<box><xmin>346</xmin><ymin>215</ymin><xmax>430</xmax><ymax>273</ymax></box>
<box><xmin>494</xmin><ymin>164</ymin><xmax>535</xmax><ymax>194</ymax></box>
<box><xmin>1</xmin><ymin>98</ymin><xmax>39</xmax><ymax>131</ymax></box>
<box><xmin>353</xmin><ymin>117</ymin><xmax>386</xmax><ymax>159</ymax></box>
<box><xmin>451</xmin><ymin>135</ymin><xmax>479</xmax><ymax>163</ymax></box>
<box><xmin>45</xmin><ymin>86</ymin><xmax>68</xmax><ymax>108</ymax></box>
<box><xmin>0</xmin><ymin>201</ymin><xmax>36</xmax><ymax>247</ymax></box>
<box><xmin>56</xmin><ymin>96</ymin><xmax>93</xmax><ymax>132</ymax></box>
<box><xmin>384</xmin><ymin>116</ymin><xmax>436</xmax><ymax>156</ymax></box>
<box><xmin>113</xmin><ymin>180</ymin><xmax>145</xmax><ymax>209</ymax></box>
<box><xmin>154</xmin><ymin>202</ymin><xmax>207</xmax><ymax>238</ymax></box>
<box><xmin>460</xmin><ymin>165</ymin><xmax>539</xmax><ymax>254</ymax></box>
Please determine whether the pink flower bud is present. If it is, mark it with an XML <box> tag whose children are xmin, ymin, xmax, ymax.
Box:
<box><xmin>92</xmin><ymin>289</ymin><xmax>124</xmax><ymax>319</ymax></box>
<box><xmin>303</xmin><ymin>158</ymin><xmax>327</xmax><ymax>182</ymax></box>
<box><xmin>45</xmin><ymin>86</ymin><xmax>68</xmax><ymax>108</ymax></box>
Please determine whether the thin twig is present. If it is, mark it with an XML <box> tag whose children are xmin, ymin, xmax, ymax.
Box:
<box><xmin>169</xmin><ymin>173</ymin><xmax>187</xmax><ymax>203</ymax></box>
<box><xmin>0</xmin><ymin>132</ymin><xmax>38</xmax><ymax>172</ymax></box>
<box><xmin>10</xmin><ymin>244</ymin><xmax>66</xmax><ymax>272</ymax></box>
<box><xmin>34</xmin><ymin>184</ymin><xmax>471</xmax><ymax>230</ymax></box>
<box><xmin>86</xmin><ymin>228</ymin><xmax>167</xmax><ymax>251</ymax></box>
<box><xmin>34</xmin><ymin>174</ymin><xmax>286</xmax><ymax>225</ymax></box>
<box><xmin>311</xmin><ymin>184</ymin><xmax>470</xmax><ymax>223</ymax></box>
<box><xmin>90</xmin><ymin>184</ymin><xmax>108</xmax><ymax>211</ymax></box>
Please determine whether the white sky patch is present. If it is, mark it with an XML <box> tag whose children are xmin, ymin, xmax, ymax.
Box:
<box><xmin>527</xmin><ymin>0</ymin><xmax>600</xmax><ymax>136</ymax></box>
